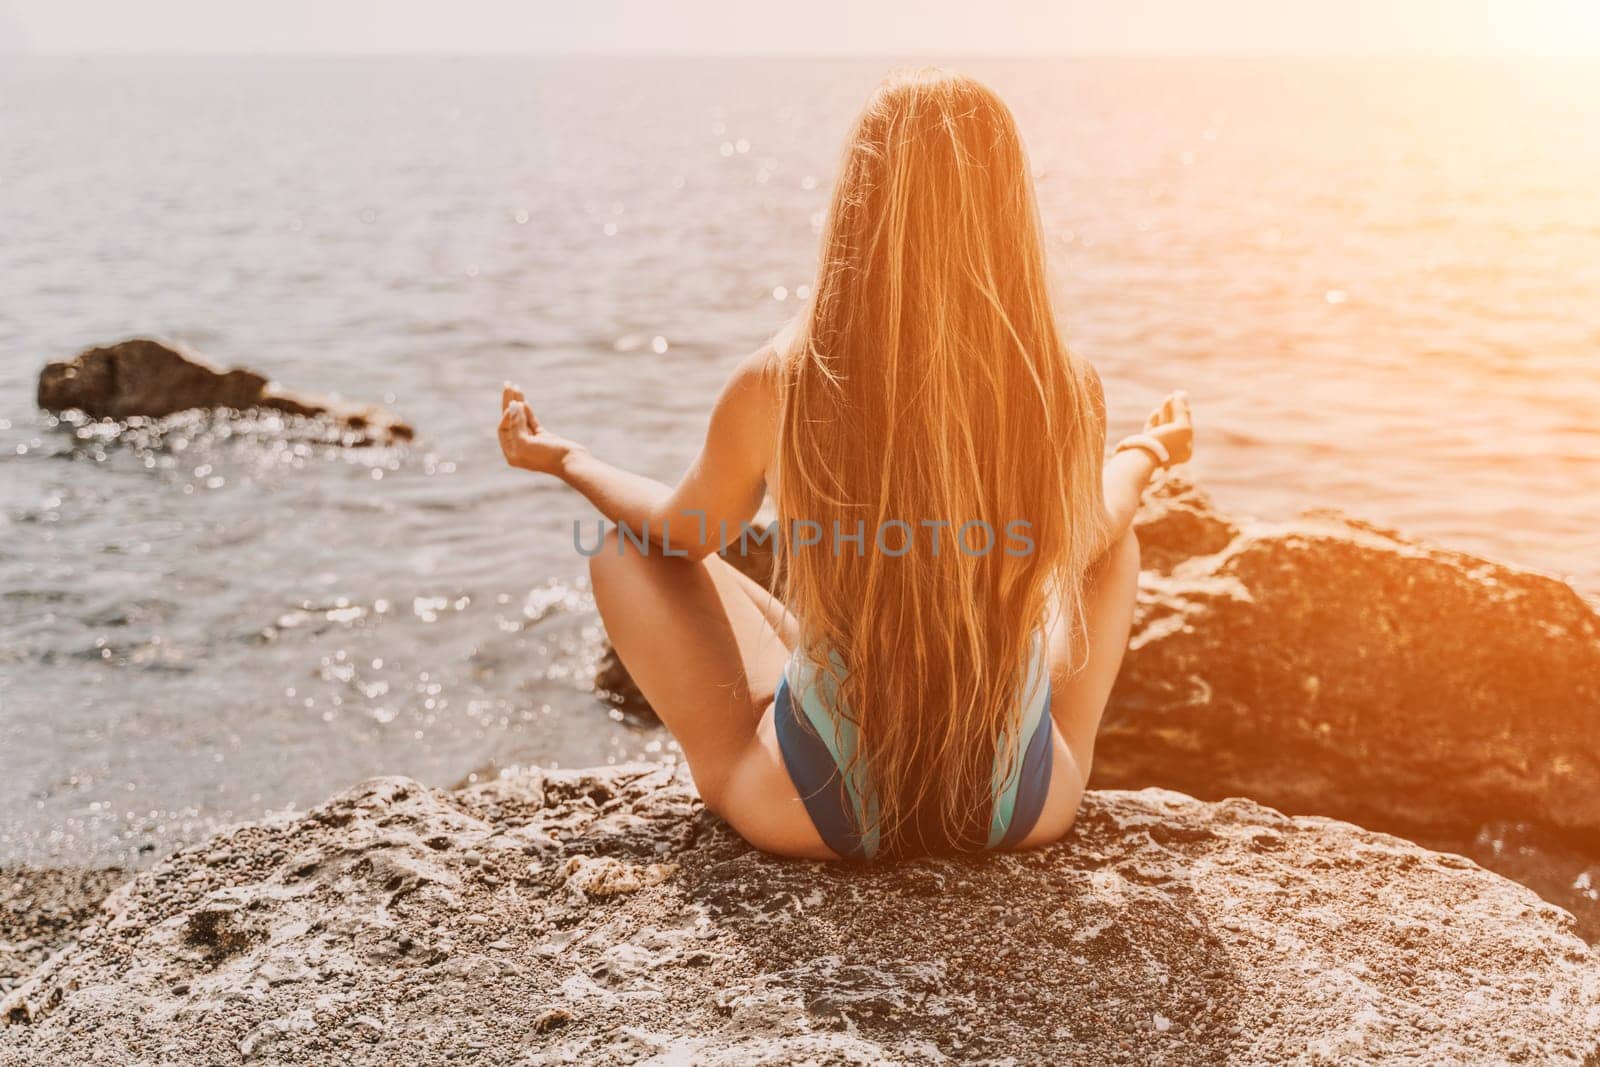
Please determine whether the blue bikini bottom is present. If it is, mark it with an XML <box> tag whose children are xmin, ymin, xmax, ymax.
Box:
<box><xmin>773</xmin><ymin>669</ymin><xmax>1055</xmax><ymax>860</ymax></box>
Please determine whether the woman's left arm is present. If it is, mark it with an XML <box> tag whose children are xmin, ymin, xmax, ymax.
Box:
<box><xmin>1091</xmin><ymin>364</ymin><xmax>1194</xmax><ymax>553</ymax></box>
<box><xmin>498</xmin><ymin>348</ymin><xmax>777</xmax><ymax>561</ymax></box>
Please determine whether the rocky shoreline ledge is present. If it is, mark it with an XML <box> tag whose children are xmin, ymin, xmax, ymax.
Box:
<box><xmin>3</xmin><ymin>765</ymin><xmax>1597</xmax><ymax>1065</ymax></box>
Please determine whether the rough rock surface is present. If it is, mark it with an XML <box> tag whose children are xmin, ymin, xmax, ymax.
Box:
<box><xmin>37</xmin><ymin>338</ymin><xmax>413</xmax><ymax>444</ymax></box>
<box><xmin>0</xmin><ymin>868</ymin><xmax>126</xmax><ymax>997</ymax></box>
<box><xmin>2</xmin><ymin>765</ymin><xmax>1596</xmax><ymax>1065</ymax></box>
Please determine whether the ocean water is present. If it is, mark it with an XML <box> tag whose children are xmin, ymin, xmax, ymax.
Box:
<box><xmin>1</xmin><ymin>56</ymin><xmax>1597</xmax><ymax>865</ymax></box>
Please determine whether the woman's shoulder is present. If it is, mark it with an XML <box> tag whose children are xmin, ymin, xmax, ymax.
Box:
<box><xmin>724</xmin><ymin>343</ymin><xmax>784</xmax><ymax>411</ymax></box>
<box><xmin>737</xmin><ymin>342</ymin><xmax>784</xmax><ymax>382</ymax></box>
<box><xmin>709</xmin><ymin>345</ymin><xmax>783</xmax><ymax>454</ymax></box>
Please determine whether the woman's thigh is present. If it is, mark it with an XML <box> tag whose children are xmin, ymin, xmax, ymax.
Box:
<box><xmin>589</xmin><ymin>534</ymin><xmax>786</xmax><ymax>798</ymax></box>
<box><xmin>588</xmin><ymin>534</ymin><xmax>830</xmax><ymax>856</ymax></box>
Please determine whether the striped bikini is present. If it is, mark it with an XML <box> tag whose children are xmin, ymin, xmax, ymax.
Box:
<box><xmin>772</xmin><ymin>633</ymin><xmax>1055</xmax><ymax>859</ymax></box>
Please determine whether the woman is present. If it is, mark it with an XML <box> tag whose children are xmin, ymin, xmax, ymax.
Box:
<box><xmin>498</xmin><ymin>68</ymin><xmax>1193</xmax><ymax>860</ymax></box>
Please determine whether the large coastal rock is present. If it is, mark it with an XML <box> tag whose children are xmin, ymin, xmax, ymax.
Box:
<box><xmin>37</xmin><ymin>338</ymin><xmax>413</xmax><ymax>444</ymax></box>
<box><xmin>3</xmin><ymin>765</ymin><xmax>1595</xmax><ymax>1064</ymax></box>
<box><xmin>1103</xmin><ymin>479</ymin><xmax>1600</xmax><ymax>847</ymax></box>
<box><xmin>598</xmin><ymin>479</ymin><xmax>1600</xmax><ymax>850</ymax></box>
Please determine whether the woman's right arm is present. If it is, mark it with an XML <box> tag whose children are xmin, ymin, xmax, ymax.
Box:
<box><xmin>497</xmin><ymin>348</ymin><xmax>777</xmax><ymax>561</ymax></box>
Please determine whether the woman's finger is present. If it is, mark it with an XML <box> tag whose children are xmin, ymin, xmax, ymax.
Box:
<box><xmin>502</xmin><ymin>382</ymin><xmax>529</xmax><ymax>411</ymax></box>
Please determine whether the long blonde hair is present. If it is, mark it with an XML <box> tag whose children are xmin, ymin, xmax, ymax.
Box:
<box><xmin>775</xmin><ymin>68</ymin><xmax>1107</xmax><ymax>857</ymax></box>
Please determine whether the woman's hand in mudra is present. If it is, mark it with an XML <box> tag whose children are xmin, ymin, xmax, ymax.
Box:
<box><xmin>1143</xmin><ymin>390</ymin><xmax>1195</xmax><ymax>466</ymax></box>
<box><xmin>498</xmin><ymin>383</ymin><xmax>581</xmax><ymax>475</ymax></box>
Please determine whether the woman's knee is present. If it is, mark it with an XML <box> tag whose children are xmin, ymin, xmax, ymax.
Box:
<box><xmin>587</xmin><ymin>527</ymin><xmax>627</xmax><ymax>589</ymax></box>
<box><xmin>588</xmin><ymin>527</ymin><xmax>706</xmax><ymax>619</ymax></box>
<box><xmin>588</xmin><ymin>527</ymin><xmax>658</xmax><ymax>593</ymax></box>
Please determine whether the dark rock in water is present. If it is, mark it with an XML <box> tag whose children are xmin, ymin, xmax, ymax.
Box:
<box><xmin>37</xmin><ymin>338</ymin><xmax>413</xmax><ymax>444</ymax></box>
<box><xmin>2</xmin><ymin>766</ymin><xmax>1594</xmax><ymax>1063</ymax></box>
<box><xmin>592</xmin><ymin>649</ymin><xmax>645</xmax><ymax>717</ymax></box>
<box><xmin>1126</xmin><ymin>475</ymin><xmax>1239</xmax><ymax>572</ymax></box>
<box><xmin>595</xmin><ymin>477</ymin><xmax>1600</xmax><ymax>852</ymax></box>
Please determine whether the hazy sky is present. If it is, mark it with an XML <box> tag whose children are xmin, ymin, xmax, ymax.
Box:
<box><xmin>3</xmin><ymin>0</ymin><xmax>1600</xmax><ymax>56</ymax></box>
